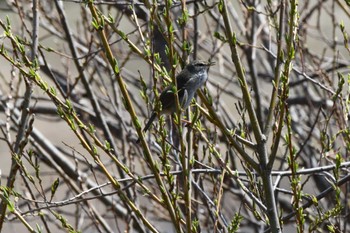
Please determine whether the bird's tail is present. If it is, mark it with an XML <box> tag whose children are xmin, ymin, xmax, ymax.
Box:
<box><xmin>136</xmin><ymin>112</ymin><xmax>157</xmax><ymax>144</ymax></box>
<box><xmin>143</xmin><ymin>112</ymin><xmax>157</xmax><ymax>132</ymax></box>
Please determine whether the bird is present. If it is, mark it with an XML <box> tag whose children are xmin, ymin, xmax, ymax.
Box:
<box><xmin>142</xmin><ymin>60</ymin><xmax>215</xmax><ymax>133</ymax></box>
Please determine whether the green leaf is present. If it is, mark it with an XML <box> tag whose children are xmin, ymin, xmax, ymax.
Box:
<box><xmin>56</xmin><ymin>105</ymin><xmax>64</xmax><ymax>118</ymax></box>
<box><xmin>218</xmin><ymin>0</ymin><xmax>224</xmax><ymax>13</ymax></box>
<box><xmin>49</xmin><ymin>86</ymin><xmax>57</xmax><ymax>96</ymax></box>
<box><xmin>135</xmin><ymin>117</ymin><xmax>141</xmax><ymax>129</ymax></box>
<box><xmin>332</xmin><ymin>73</ymin><xmax>345</xmax><ymax>101</ymax></box>
<box><xmin>88</xmin><ymin>123</ymin><xmax>95</xmax><ymax>133</ymax></box>
<box><xmin>232</xmin><ymin>33</ymin><xmax>237</xmax><ymax>44</ymax></box>
<box><xmin>340</xmin><ymin>21</ymin><xmax>345</xmax><ymax>31</ymax></box>
<box><xmin>100</xmin><ymin>14</ymin><xmax>105</xmax><ymax>27</ymax></box>
<box><xmin>214</xmin><ymin>31</ymin><xmax>227</xmax><ymax>42</ymax></box>
<box><xmin>118</xmin><ymin>30</ymin><xmax>127</xmax><ymax>40</ymax></box>
<box><xmin>51</xmin><ymin>178</ymin><xmax>60</xmax><ymax>200</ymax></box>
<box><xmin>107</xmin><ymin>13</ymin><xmax>115</xmax><ymax>23</ymax></box>
<box><xmin>113</xmin><ymin>58</ymin><xmax>119</xmax><ymax>74</ymax></box>
<box><xmin>66</xmin><ymin>99</ymin><xmax>73</xmax><ymax>110</ymax></box>
<box><xmin>92</xmin><ymin>145</ymin><xmax>98</xmax><ymax>155</ymax></box>
<box><xmin>7</xmin><ymin>199</ymin><xmax>15</xmax><ymax>212</ymax></box>
<box><xmin>178</xmin><ymin>9</ymin><xmax>189</xmax><ymax>26</ymax></box>
<box><xmin>91</xmin><ymin>18</ymin><xmax>99</xmax><ymax>30</ymax></box>
<box><xmin>104</xmin><ymin>140</ymin><xmax>111</xmax><ymax>151</ymax></box>
<box><xmin>182</xmin><ymin>40</ymin><xmax>192</xmax><ymax>52</ymax></box>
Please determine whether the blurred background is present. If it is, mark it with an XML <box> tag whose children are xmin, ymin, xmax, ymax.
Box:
<box><xmin>0</xmin><ymin>0</ymin><xmax>350</xmax><ymax>232</ymax></box>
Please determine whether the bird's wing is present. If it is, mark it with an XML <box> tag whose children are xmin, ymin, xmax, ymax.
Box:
<box><xmin>175</xmin><ymin>71</ymin><xmax>188</xmax><ymax>90</ymax></box>
<box><xmin>159</xmin><ymin>86</ymin><xmax>176</xmax><ymax>112</ymax></box>
<box><xmin>180</xmin><ymin>89</ymin><xmax>188</xmax><ymax>108</ymax></box>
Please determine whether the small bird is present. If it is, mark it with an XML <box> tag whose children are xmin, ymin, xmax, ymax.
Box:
<box><xmin>142</xmin><ymin>60</ymin><xmax>215</xmax><ymax>133</ymax></box>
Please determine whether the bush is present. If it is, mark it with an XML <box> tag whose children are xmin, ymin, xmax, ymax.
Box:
<box><xmin>0</xmin><ymin>1</ymin><xmax>349</xmax><ymax>232</ymax></box>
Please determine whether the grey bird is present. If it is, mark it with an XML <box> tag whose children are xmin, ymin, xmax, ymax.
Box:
<box><xmin>142</xmin><ymin>60</ymin><xmax>215</xmax><ymax>133</ymax></box>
